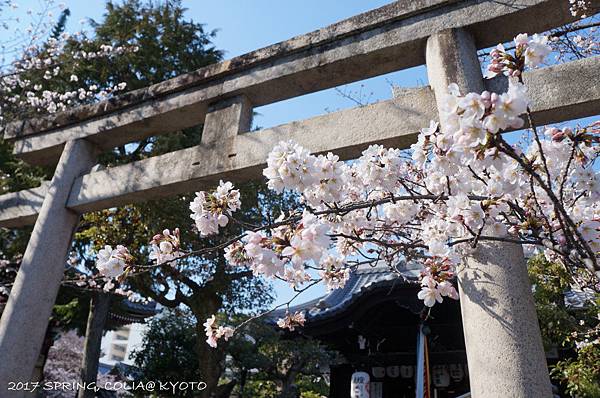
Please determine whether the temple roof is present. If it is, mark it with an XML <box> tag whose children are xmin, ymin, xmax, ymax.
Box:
<box><xmin>271</xmin><ymin>261</ymin><xmax>422</xmax><ymax>323</ymax></box>
<box><xmin>564</xmin><ymin>289</ymin><xmax>596</xmax><ymax>309</ymax></box>
<box><xmin>108</xmin><ymin>299</ymin><xmax>159</xmax><ymax>326</ymax></box>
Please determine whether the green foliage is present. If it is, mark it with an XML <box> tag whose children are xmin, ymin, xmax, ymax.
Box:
<box><xmin>551</xmin><ymin>344</ymin><xmax>600</xmax><ymax>397</ymax></box>
<box><xmin>0</xmin><ymin>0</ymin><xmax>221</xmax><ymax>195</ymax></box>
<box><xmin>132</xmin><ymin>310</ymin><xmax>334</xmax><ymax>398</ymax></box>
<box><xmin>528</xmin><ymin>255</ymin><xmax>600</xmax><ymax>396</ymax></box>
<box><xmin>87</xmin><ymin>0</ymin><xmax>221</xmax><ymax>89</ymax></box>
<box><xmin>50</xmin><ymin>8</ymin><xmax>71</xmax><ymax>39</ymax></box>
<box><xmin>74</xmin><ymin>182</ymin><xmax>285</xmax><ymax>316</ymax></box>
<box><xmin>130</xmin><ymin>309</ymin><xmax>200</xmax><ymax>396</ymax></box>
<box><xmin>71</xmin><ymin>0</ymin><xmax>222</xmax><ymax>165</ymax></box>
<box><xmin>226</xmin><ymin>319</ymin><xmax>335</xmax><ymax>398</ymax></box>
<box><xmin>52</xmin><ymin>298</ymin><xmax>86</xmax><ymax>333</ymax></box>
<box><xmin>529</xmin><ymin>255</ymin><xmax>579</xmax><ymax>348</ymax></box>
<box><xmin>0</xmin><ymin>136</ymin><xmax>44</xmax><ymax>263</ymax></box>
<box><xmin>0</xmin><ymin>225</ymin><xmax>32</xmax><ymax>262</ymax></box>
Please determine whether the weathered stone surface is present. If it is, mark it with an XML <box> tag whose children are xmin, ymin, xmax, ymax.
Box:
<box><xmin>0</xmin><ymin>139</ymin><xmax>98</xmax><ymax>395</ymax></box>
<box><xmin>0</xmin><ymin>1</ymin><xmax>597</xmax><ymax>395</ymax></box>
<box><xmin>202</xmin><ymin>95</ymin><xmax>253</xmax><ymax>144</ymax></box>
<box><xmin>1</xmin><ymin>88</ymin><xmax>435</xmax><ymax>226</ymax></box>
<box><xmin>486</xmin><ymin>55</ymin><xmax>600</xmax><ymax>126</ymax></box>
<box><xmin>4</xmin><ymin>0</ymin><xmax>450</xmax><ymax>142</ymax></box>
<box><xmin>458</xmin><ymin>242</ymin><xmax>553</xmax><ymax>397</ymax></box>
<box><xmin>67</xmin><ymin>88</ymin><xmax>436</xmax><ymax>213</ymax></box>
<box><xmin>0</xmin><ymin>182</ymin><xmax>49</xmax><ymax>227</ymax></box>
<box><xmin>8</xmin><ymin>0</ymin><xmax>589</xmax><ymax>165</ymax></box>
<box><xmin>425</xmin><ymin>28</ymin><xmax>484</xmax><ymax>106</ymax></box>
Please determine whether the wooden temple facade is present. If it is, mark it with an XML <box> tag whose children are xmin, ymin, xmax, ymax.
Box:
<box><xmin>275</xmin><ymin>263</ymin><xmax>470</xmax><ymax>398</ymax></box>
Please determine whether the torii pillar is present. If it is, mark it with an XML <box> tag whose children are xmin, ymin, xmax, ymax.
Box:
<box><xmin>425</xmin><ymin>28</ymin><xmax>552</xmax><ymax>397</ymax></box>
<box><xmin>0</xmin><ymin>139</ymin><xmax>98</xmax><ymax>396</ymax></box>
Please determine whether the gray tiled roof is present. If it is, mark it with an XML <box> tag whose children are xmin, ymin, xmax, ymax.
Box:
<box><xmin>564</xmin><ymin>289</ymin><xmax>596</xmax><ymax>309</ymax></box>
<box><xmin>271</xmin><ymin>261</ymin><xmax>422</xmax><ymax>322</ymax></box>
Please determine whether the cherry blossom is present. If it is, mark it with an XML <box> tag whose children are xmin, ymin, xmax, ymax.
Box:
<box><xmin>417</xmin><ymin>286</ymin><xmax>442</xmax><ymax>307</ymax></box>
<box><xmin>203</xmin><ymin>315</ymin><xmax>234</xmax><ymax>348</ymax></box>
<box><xmin>149</xmin><ymin>228</ymin><xmax>182</xmax><ymax>265</ymax></box>
<box><xmin>319</xmin><ymin>256</ymin><xmax>351</xmax><ymax>291</ymax></box>
<box><xmin>485</xmin><ymin>33</ymin><xmax>551</xmax><ymax>78</ymax></box>
<box><xmin>189</xmin><ymin>180</ymin><xmax>241</xmax><ymax>236</ymax></box>
<box><xmin>95</xmin><ymin>245</ymin><xmax>133</xmax><ymax>278</ymax></box>
<box><xmin>93</xmin><ymin>32</ymin><xmax>599</xmax><ymax>345</ymax></box>
<box><xmin>276</xmin><ymin>311</ymin><xmax>306</xmax><ymax>331</ymax></box>
<box><xmin>0</xmin><ymin>3</ymin><xmax>137</xmax><ymax>125</ymax></box>
<box><xmin>418</xmin><ymin>258</ymin><xmax>459</xmax><ymax>307</ymax></box>
<box><xmin>569</xmin><ymin>0</ymin><xmax>591</xmax><ymax>17</ymax></box>
<box><xmin>44</xmin><ymin>330</ymin><xmax>127</xmax><ymax>397</ymax></box>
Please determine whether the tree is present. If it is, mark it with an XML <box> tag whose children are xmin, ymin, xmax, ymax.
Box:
<box><xmin>130</xmin><ymin>309</ymin><xmax>200</xmax><ymax>397</ymax></box>
<box><xmin>82</xmin><ymin>181</ymin><xmax>293</xmax><ymax>397</ymax></box>
<box><xmin>1</xmin><ymin>2</ymin><xmax>272</xmax><ymax>396</ymax></box>
<box><xmin>226</xmin><ymin>320</ymin><xmax>336</xmax><ymax>398</ymax></box>
<box><xmin>3</xmin><ymin>1</ymin><xmax>600</xmax><ymax>395</ymax></box>
<box><xmin>528</xmin><ymin>255</ymin><xmax>600</xmax><ymax>396</ymax></box>
<box><xmin>53</xmin><ymin>2</ymin><xmax>295</xmax><ymax>396</ymax></box>
<box><xmin>131</xmin><ymin>309</ymin><xmax>335</xmax><ymax>398</ymax></box>
<box><xmin>1</xmin><ymin>29</ymin><xmax>141</xmax><ymax>383</ymax></box>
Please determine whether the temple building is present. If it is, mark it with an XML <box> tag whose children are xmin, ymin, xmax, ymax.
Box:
<box><xmin>273</xmin><ymin>262</ymin><xmax>470</xmax><ymax>398</ymax></box>
<box><xmin>99</xmin><ymin>299</ymin><xmax>159</xmax><ymax>371</ymax></box>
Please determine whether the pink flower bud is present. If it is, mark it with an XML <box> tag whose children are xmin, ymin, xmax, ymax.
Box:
<box><xmin>551</xmin><ymin>130</ymin><xmax>565</xmax><ymax>142</ymax></box>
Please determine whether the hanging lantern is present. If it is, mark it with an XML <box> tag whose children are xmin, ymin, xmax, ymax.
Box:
<box><xmin>386</xmin><ymin>365</ymin><xmax>400</xmax><ymax>378</ymax></box>
<box><xmin>432</xmin><ymin>365</ymin><xmax>450</xmax><ymax>387</ymax></box>
<box><xmin>372</xmin><ymin>367</ymin><xmax>385</xmax><ymax>378</ymax></box>
<box><xmin>351</xmin><ymin>371</ymin><xmax>370</xmax><ymax>398</ymax></box>
<box><xmin>449</xmin><ymin>363</ymin><xmax>464</xmax><ymax>382</ymax></box>
<box><xmin>400</xmin><ymin>365</ymin><xmax>413</xmax><ymax>379</ymax></box>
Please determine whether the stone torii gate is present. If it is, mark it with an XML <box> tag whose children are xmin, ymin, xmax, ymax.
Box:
<box><xmin>1</xmin><ymin>1</ymin><xmax>599</xmax><ymax>396</ymax></box>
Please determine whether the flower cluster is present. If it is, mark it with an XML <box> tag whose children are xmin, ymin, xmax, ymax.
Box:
<box><xmin>71</xmin><ymin>271</ymin><xmax>152</xmax><ymax>303</ymax></box>
<box><xmin>189</xmin><ymin>180</ymin><xmax>241</xmax><ymax>236</ymax></box>
<box><xmin>319</xmin><ymin>256</ymin><xmax>351</xmax><ymax>291</ymax></box>
<box><xmin>486</xmin><ymin>34</ymin><xmax>551</xmax><ymax>78</ymax></box>
<box><xmin>276</xmin><ymin>311</ymin><xmax>306</xmax><ymax>331</ymax></box>
<box><xmin>263</xmin><ymin>141</ymin><xmax>347</xmax><ymax>206</ymax></box>
<box><xmin>1</xmin><ymin>38</ymin><xmax>135</xmax><ymax>121</ymax></box>
<box><xmin>149</xmin><ymin>228</ymin><xmax>182</xmax><ymax>265</ymax></box>
<box><xmin>203</xmin><ymin>315</ymin><xmax>234</xmax><ymax>348</ymax></box>
<box><xmin>417</xmin><ymin>258</ymin><xmax>459</xmax><ymax>307</ymax></box>
<box><xmin>95</xmin><ymin>245</ymin><xmax>134</xmax><ymax>278</ymax></box>
<box><xmin>224</xmin><ymin>240</ymin><xmax>251</xmax><ymax>267</ymax></box>
<box><xmin>0</xmin><ymin>1</ymin><xmax>138</xmax><ymax>124</ymax></box>
<box><xmin>238</xmin><ymin>212</ymin><xmax>330</xmax><ymax>282</ymax></box>
<box><xmin>44</xmin><ymin>330</ymin><xmax>128</xmax><ymax>398</ymax></box>
<box><xmin>569</xmin><ymin>0</ymin><xmax>591</xmax><ymax>17</ymax></box>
